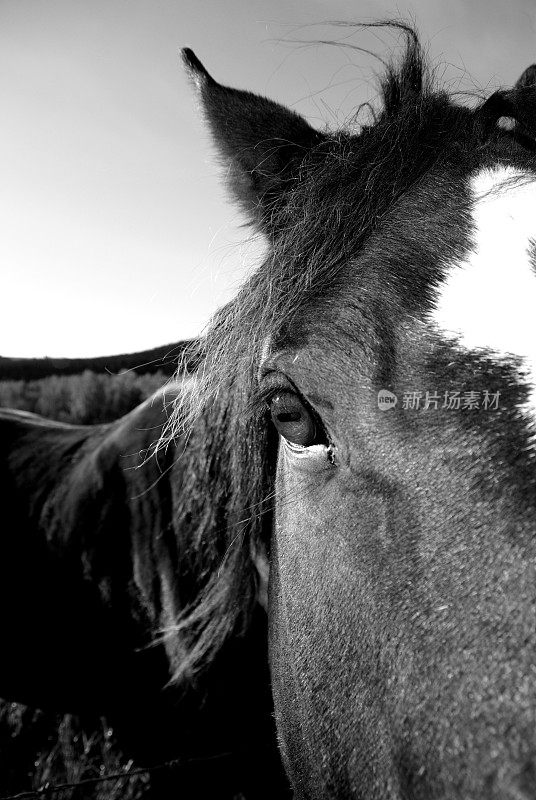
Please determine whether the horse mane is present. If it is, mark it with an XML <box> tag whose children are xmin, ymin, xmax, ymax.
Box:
<box><xmin>163</xmin><ymin>22</ymin><xmax>536</xmax><ymax>683</ymax></box>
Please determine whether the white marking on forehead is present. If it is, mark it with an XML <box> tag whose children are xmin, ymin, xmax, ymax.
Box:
<box><xmin>432</xmin><ymin>165</ymin><xmax>536</xmax><ymax>413</ymax></box>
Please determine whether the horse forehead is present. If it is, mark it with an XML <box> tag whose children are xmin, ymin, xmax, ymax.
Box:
<box><xmin>432</xmin><ymin>164</ymin><xmax>536</xmax><ymax>396</ymax></box>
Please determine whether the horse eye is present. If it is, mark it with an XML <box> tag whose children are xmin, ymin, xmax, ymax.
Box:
<box><xmin>268</xmin><ymin>391</ymin><xmax>321</xmax><ymax>447</ymax></box>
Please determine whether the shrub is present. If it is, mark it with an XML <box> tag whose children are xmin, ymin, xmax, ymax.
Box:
<box><xmin>0</xmin><ymin>371</ymin><xmax>167</xmax><ymax>424</ymax></box>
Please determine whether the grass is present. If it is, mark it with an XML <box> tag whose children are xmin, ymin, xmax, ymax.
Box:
<box><xmin>0</xmin><ymin>702</ymin><xmax>150</xmax><ymax>798</ymax></box>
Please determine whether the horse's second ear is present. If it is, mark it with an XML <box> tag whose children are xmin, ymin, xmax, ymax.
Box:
<box><xmin>516</xmin><ymin>64</ymin><xmax>536</xmax><ymax>89</ymax></box>
<box><xmin>182</xmin><ymin>48</ymin><xmax>323</xmax><ymax>230</ymax></box>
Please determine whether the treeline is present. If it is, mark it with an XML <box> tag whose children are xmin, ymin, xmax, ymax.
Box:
<box><xmin>0</xmin><ymin>341</ymin><xmax>194</xmax><ymax>382</ymax></box>
<box><xmin>0</xmin><ymin>369</ymin><xmax>168</xmax><ymax>424</ymax></box>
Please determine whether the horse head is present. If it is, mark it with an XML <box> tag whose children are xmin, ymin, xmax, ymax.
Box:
<box><xmin>181</xmin><ymin>23</ymin><xmax>536</xmax><ymax>799</ymax></box>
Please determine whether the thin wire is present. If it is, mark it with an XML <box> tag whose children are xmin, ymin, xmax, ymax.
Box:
<box><xmin>0</xmin><ymin>751</ymin><xmax>234</xmax><ymax>800</ymax></box>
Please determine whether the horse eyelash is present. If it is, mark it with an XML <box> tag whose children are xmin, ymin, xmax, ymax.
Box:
<box><xmin>246</xmin><ymin>385</ymin><xmax>281</xmax><ymax>420</ymax></box>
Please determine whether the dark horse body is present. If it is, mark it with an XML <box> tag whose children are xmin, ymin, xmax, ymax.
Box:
<box><xmin>4</xmin><ymin>21</ymin><xmax>536</xmax><ymax>800</ymax></box>
<box><xmin>0</xmin><ymin>387</ymin><xmax>286</xmax><ymax>797</ymax></box>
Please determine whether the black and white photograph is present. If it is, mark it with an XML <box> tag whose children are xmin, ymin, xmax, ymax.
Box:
<box><xmin>2</xmin><ymin>1</ymin><xmax>536</xmax><ymax>797</ymax></box>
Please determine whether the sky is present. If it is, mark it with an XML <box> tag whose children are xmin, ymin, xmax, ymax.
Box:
<box><xmin>1</xmin><ymin>0</ymin><xmax>535</xmax><ymax>357</ymax></box>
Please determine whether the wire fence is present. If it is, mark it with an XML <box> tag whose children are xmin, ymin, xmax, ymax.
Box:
<box><xmin>0</xmin><ymin>752</ymin><xmax>234</xmax><ymax>800</ymax></box>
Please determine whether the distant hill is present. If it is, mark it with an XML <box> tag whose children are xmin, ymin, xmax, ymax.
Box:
<box><xmin>0</xmin><ymin>341</ymin><xmax>196</xmax><ymax>381</ymax></box>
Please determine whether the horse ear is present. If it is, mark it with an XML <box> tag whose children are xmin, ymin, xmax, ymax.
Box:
<box><xmin>476</xmin><ymin>67</ymin><xmax>536</xmax><ymax>146</ymax></box>
<box><xmin>181</xmin><ymin>48</ymin><xmax>323</xmax><ymax>229</ymax></box>
<box><xmin>516</xmin><ymin>64</ymin><xmax>536</xmax><ymax>89</ymax></box>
